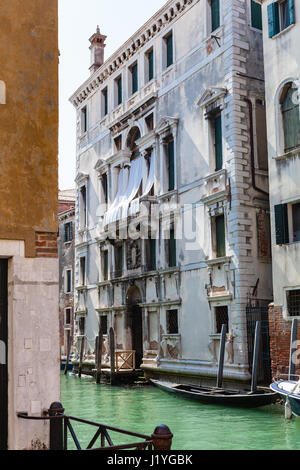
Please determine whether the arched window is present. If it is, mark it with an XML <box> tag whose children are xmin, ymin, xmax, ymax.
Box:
<box><xmin>281</xmin><ymin>83</ymin><xmax>300</xmax><ymax>152</ymax></box>
<box><xmin>126</xmin><ymin>127</ymin><xmax>141</xmax><ymax>158</ymax></box>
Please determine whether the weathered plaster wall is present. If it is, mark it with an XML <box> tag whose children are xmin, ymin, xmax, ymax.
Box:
<box><xmin>0</xmin><ymin>0</ymin><xmax>58</xmax><ymax>257</ymax></box>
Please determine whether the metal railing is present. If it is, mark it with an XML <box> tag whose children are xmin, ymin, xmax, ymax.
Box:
<box><xmin>18</xmin><ymin>402</ymin><xmax>173</xmax><ymax>451</ymax></box>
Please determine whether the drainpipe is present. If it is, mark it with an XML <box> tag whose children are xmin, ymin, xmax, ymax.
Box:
<box><xmin>245</xmin><ymin>98</ymin><xmax>269</xmax><ymax>196</ymax></box>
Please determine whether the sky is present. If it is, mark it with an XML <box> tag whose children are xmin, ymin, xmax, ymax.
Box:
<box><xmin>58</xmin><ymin>0</ymin><xmax>167</xmax><ymax>190</ymax></box>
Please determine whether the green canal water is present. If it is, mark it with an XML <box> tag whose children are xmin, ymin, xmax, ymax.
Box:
<box><xmin>61</xmin><ymin>373</ymin><xmax>300</xmax><ymax>450</ymax></box>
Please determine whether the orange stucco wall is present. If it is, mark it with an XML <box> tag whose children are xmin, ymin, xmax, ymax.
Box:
<box><xmin>0</xmin><ymin>0</ymin><xmax>58</xmax><ymax>257</ymax></box>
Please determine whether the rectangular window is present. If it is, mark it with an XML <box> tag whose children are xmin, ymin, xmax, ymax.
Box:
<box><xmin>146</xmin><ymin>238</ymin><xmax>156</xmax><ymax>271</ymax></box>
<box><xmin>103</xmin><ymin>250</ymin><xmax>109</xmax><ymax>281</ymax></box>
<box><xmin>114</xmin><ymin>245</ymin><xmax>123</xmax><ymax>278</ymax></box>
<box><xmin>268</xmin><ymin>0</ymin><xmax>295</xmax><ymax>37</ymax></box>
<box><xmin>101</xmin><ymin>173</ymin><xmax>108</xmax><ymax>205</ymax></box>
<box><xmin>287</xmin><ymin>289</ymin><xmax>300</xmax><ymax>316</ymax></box>
<box><xmin>114</xmin><ymin>135</ymin><xmax>122</xmax><ymax>152</ymax></box>
<box><xmin>65</xmin><ymin>308</ymin><xmax>72</xmax><ymax>325</ymax></box>
<box><xmin>65</xmin><ymin>269</ymin><xmax>72</xmax><ymax>294</ymax></box>
<box><xmin>167</xmin><ymin>140</ymin><xmax>175</xmax><ymax>191</ymax></box>
<box><xmin>211</xmin><ymin>0</ymin><xmax>220</xmax><ymax>32</ymax></box>
<box><xmin>80</xmin><ymin>257</ymin><xmax>86</xmax><ymax>286</ymax></box>
<box><xmin>167</xmin><ymin>310</ymin><xmax>179</xmax><ymax>334</ymax></box>
<box><xmin>168</xmin><ymin>226</ymin><xmax>176</xmax><ymax>267</ymax></box>
<box><xmin>102</xmin><ymin>87</ymin><xmax>108</xmax><ymax>116</ymax></box>
<box><xmin>100</xmin><ymin>315</ymin><xmax>108</xmax><ymax>335</ymax></box>
<box><xmin>166</xmin><ymin>33</ymin><xmax>173</xmax><ymax>68</ymax></box>
<box><xmin>215</xmin><ymin>306</ymin><xmax>229</xmax><ymax>334</ymax></box>
<box><xmin>146</xmin><ymin>113</ymin><xmax>154</xmax><ymax>132</ymax></box>
<box><xmin>131</xmin><ymin>63</ymin><xmax>138</xmax><ymax>95</ymax></box>
<box><xmin>274</xmin><ymin>203</ymin><xmax>289</xmax><ymax>244</ymax></box>
<box><xmin>64</xmin><ymin>222</ymin><xmax>73</xmax><ymax>243</ymax></box>
<box><xmin>214</xmin><ymin>114</ymin><xmax>223</xmax><ymax>171</ymax></box>
<box><xmin>80</xmin><ymin>186</ymin><xmax>87</xmax><ymax>229</ymax></box>
<box><xmin>148</xmin><ymin>49</ymin><xmax>154</xmax><ymax>82</ymax></box>
<box><xmin>81</xmin><ymin>106</ymin><xmax>87</xmax><ymax>133</ymax></box>
<box><xmin>251</xmin><ymin>0</ymin><xmax>263</xmax><ymax>30</ymax></box>
<box><xmin>116</xmin><ymin>76</ymin><xmax>122</xmax><ymax>106</ymax></box>
<box><xmin>292</xmin><ymin>203</ymin><xmax>300</xmax><ymax>242</ymax></box>
<box><xmin>216</xmin><ymin>214</ymin><xmax>226</xmax><ymax>258</ymax></box>
<box><xmin>79</xmin><ymin>317</ymin><xmax>85</xmax><ymax>336</ymax></box>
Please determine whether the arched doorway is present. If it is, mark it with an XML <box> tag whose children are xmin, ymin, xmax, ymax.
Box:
<box><xmin>126</xmin><ymin>285</ymin><xmax>143</xmax><ymax>368</ymax></box>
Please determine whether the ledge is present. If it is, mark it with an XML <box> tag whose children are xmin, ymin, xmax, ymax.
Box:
<box><xmin>206</xmin><ymin>256</ymin><xmax>231</xmax><ymax>267</ymax></box>
<box><xmin>275</xmin><ymin>146</ymin><xmax>300</xmax><ymax>161</ymax></box>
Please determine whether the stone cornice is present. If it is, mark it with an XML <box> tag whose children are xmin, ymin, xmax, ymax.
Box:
<box><xmin>69</xmin><ymin>0</ymin><xmax>200</xmax><ymax>108</ymax></box>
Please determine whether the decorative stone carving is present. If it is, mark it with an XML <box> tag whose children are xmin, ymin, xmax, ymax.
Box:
<box><xmin>225</xmin><ymin>332</ymin><xmax>234</xmax><ymax>364</ymax></box>
<box><xmin>208</xmin><ymin>337</ymin><xmax>217</xmax><ymax>362</ymax></box>
<box><xmin>160</xmin><ymin>334</ymin><xmax>181</xmax><ymax>360</ymax></box>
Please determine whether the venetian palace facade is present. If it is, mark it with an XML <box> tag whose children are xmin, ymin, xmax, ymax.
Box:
<box><xmin>71</xmin><ymin>0</ymin><xmax>273</xmax><ymax>386</ymax></box>
<box><xmin>0</xmin><ymin>0</ymin><xmax>59</xmax><ymax>449</ymax></box>
<box><xmin>259</xmin><ymin>0</ymin><xmax>300</xmax><ymax>378</ymax></box>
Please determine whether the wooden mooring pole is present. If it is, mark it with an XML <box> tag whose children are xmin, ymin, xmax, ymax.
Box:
<box><xmin>49</xmin><ymin>402</ymin><xmax>64</xmax><ymax>450</ymax></box>
<box><xmin>64</xmin><ymin>329</ymin><xmax>72</xmax><ymax>376</ymax></box>
<box><xmin>251</xmin><ymin>321</ymin><xmax>261</xmax><ymax>393</ymax></box>
<box><xmin>216</xmin><ymin>324</ymin><xmax>227</xmax><ymax>389</ymax></box>
<box><xmin>109</xmin><ymin>327</ymin><xmax>115</xmax><ymax>385</ymax></box>
<box><xmin>78</xmin><ymin>336</ymin><xmax>85</xmax><ymax>378</ymax></box>
<box><xmin>96</xmin><ymin>329</ymin><xmax>103</xmax><ymax>384</ymax></box>
<box><xmin>289</xmin><ymin>318</ymin><xmax>298</xmax><ymax>380</ymax></box>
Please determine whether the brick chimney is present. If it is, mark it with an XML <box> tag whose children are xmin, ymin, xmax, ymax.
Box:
<box><xmin>89</xmin><ymin>26</ymin><xmax>107</xmax><ymax>75</ymax></box>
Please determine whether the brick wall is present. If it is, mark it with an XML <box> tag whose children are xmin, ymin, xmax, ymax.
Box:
<box><xmin>35</xmin><ymin>232</ymin><xmax>58</xmax><ymax>258</ymax></box>
<box><xmin>268</xmin><ymin>304</ymin><xmax>300</xmax><ymax>379</ymax></box>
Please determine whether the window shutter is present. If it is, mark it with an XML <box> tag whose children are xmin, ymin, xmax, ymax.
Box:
<box><xmin>150</xmin><ymin>238</ymin><xmax>156</xmax><ymax>270</ymax></box>
<box><xmin>118</xmin><ymin>77</ymin><xmax>122</xmax><ymax>105</ymax></box>
<box><xmin>63</xmin><ymin>224</ymin><xmax>67</xmax><ymax>243</ymax></box>
<box><xmin>104</xmin><ymin>89</ymin><xmax>108</xmax><ymax>115</ymax></box>
<box><xmin>168</xmin><ymin>140</ymin><xmax>175</xmax><ymax>191</ymax></box>
<box><xmin>132</xmin><ymin>64</ymin><xmax>138</xmax><ymax>94</ymax></box>
<box><xmin>211</xmin><ymin>0</ymin><xmax>220</xmax><ymax>32</ymax></box>
<box><xmin>268</xmin><ymin>2</ymin><xmax>279</xmax><ymax>37</ymax></box>
<box><xmin>103</xmin><ymin>251</ymin><xmax>108</xmax><ymax>280</ymax></box>
<box><xmin>166</xmin><ymin>34</ymin><xmax>173</xmax><ymax>68</ymax></box>
<box><xmin>216</xmin><ymin>215</ymin><xmax>226</xmax><ymax>258</ymax></box>
<box><xmin>148</xmin><ymin>50</ymin><xmax>154</xmax><ymax>81</ymax></box>
<box><xmin>274</xmin><ymin>204</ymin><xmax>289</xmax><ymax>244</ymax></box>
<box><xmin>215</xmin><ymin>115</ymin><xmax>223</xmax><ymax>171</ymax></box>
<box><xmin>288</xmin><ymin>0</ymin><xmax>295</xmax><ymax>25</ymax></box>
<box><xmin>69</xmin><ymin>222</ymin><xmax>73</xmax><ymax>241</ymax></box>
<box><xmin>251</xmin><ymin>1</ymin><xmax>262</xmax><ymax>30</ymax></box>
<box><xmin>168</xmin><ymin>228</ymin><xmax>176</xmax><ymax>267</ymax></box>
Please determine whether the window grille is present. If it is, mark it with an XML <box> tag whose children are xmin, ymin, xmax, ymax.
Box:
<box><xmin>100</xmin><ymin>315</ymin><xmax>108</xmax><ymax>335</ymax></box>
<box><xmin>287</xmin><ymin>290</ymin><xmax>300</xmax><ymax>317</ymax></box>
<box><xmin>215</xmin><ymin>306</ymin><xmax>229</xmax><ymax>333</ymax></box>
<box><xmin>167</xmin><ymin>310</ymin><xmax>178</xmax><ymax>334</ymax></box>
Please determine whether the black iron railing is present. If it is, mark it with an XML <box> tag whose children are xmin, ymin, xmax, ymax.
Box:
<box><xmin>18</xmin><ymin>402</ymin><xmax>173</xmax><ymax>451</ymax></box>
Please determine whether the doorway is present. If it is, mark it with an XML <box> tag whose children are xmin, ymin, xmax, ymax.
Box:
<box><xmin>126</xmin><ymin>286</ymin><xmax>143</xmax><ymax>368</ymax></box>
<box><xmin>0</xmin><ymin>259</ymin><xmax>8</xmax><ymax>450</ymax></box>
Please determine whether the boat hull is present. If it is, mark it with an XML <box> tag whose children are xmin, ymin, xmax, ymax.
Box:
<box><xmin>270</xmin><ymin>381</ymin><xmax>300</xmax><ymax>417</ymax></box>
<box><xmin>152</xmin><ymin>380</ymin><xmax>278</xmax><ymax>408</ymax></box>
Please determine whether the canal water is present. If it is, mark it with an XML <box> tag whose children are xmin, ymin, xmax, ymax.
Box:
<box><xmin>61</xmin><ymin>373</ymin><xmax>300</xmax><ymax>450</ymax></box>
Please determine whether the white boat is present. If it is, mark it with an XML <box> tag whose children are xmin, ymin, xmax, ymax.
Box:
<box><xmin>270</xmin><ymin>379</ymin><xmax>300</xmax><ymax>417</ymax></box>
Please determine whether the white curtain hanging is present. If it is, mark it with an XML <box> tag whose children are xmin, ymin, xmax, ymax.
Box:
<box><xmin>128</xmin><ymin>150</ymin><xmax>155</xmax><ymax>217</ymax></box>
<box><xmin>121</xmin><ymin>158</ymin><xmax>143</xmax><ymax>220</ymax></box>
<box><xmin>104</xmin><ymin>168</ymin><xmax>125</xmax><ymax>225</ymax></box>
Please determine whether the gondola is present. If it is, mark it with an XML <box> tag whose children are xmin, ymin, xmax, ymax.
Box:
<box><xmin>151</xmin><ymin>379</ymin><xmax>278</xmax><ymax>407</ymax></box>
<box><xmin>151</xmin><ymin>322</ymin><xmax>279</xmax><ymax>408</ymax></box>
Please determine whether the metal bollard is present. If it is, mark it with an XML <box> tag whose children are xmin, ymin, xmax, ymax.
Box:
<box><xmin>48</xmin><ymin>402</ymin><xmax>65</xmax><ymax>450</ymax></box>
<box><xmin>151</xmin><ymin>424</ymin><xmax>173</xmax><ymax>450</ymax></box>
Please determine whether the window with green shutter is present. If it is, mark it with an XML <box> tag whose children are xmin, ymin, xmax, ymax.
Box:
<box><xmin>102</xmin><ymin>88</ymin><xmax>108</xmax><ymax>116</ymax></box>
<box><xmin>166</xmin><ymin>33</ymin><xmax>173</xmax><ymax>68</ymax></box>
<box><xmin>216</xmin><ymin>215</ymin><xmax>226</xmax><ymax>258</ymax></box>
<box><xmin>132</xmin><ymin>63</ymin><xmax>138</xmax><ymax>95</ymax></box>
<box><xmin>64</xmin><ymin>222</ymin><xmax>73</xmax><ymax>243</ymax></box>
<box><xmin>211</xmin><ymin>0</ymin><xmax>220</xmax><ymax>32</ymax></box>
<box><xmin>167</xmin><ymin>140</ymin><xmax>175</xmax><ymax>191</ymax></box>
<box><xmin>268</xmin><ymin>0</ymin><xmax>295</xmax><ymax>37</ymax></box>
<box><xmin>281</xmin><ymin>83</ymin><xmax>300</xmax><ymax>152</ymax></box>
<box><xmin>214</xmin><ymin>114</ymin><xmax>223</xmax><ymax>171</ymax></box>
<box><xmin>251</xmin><ymin>1</ymin><xmax>262</xmax><ymax>30</ymax></box>
<box><xmin>168</xmin><ymin>227</ymin><xmax>176</xmax><ymax>267</ymax></box>
<box><xmin>148</xmin><ymin>49</ymin><xmax>154</xmax><ymax>82</ymax></box>
<box><xmin>274</xmin><ymin>203</ymin><xmax>289</xmax><ymax>244</ymax></box>
<box><xmin>117</xmin><ymin>76</ymin><xmax>122</xmax><ymax>105</ymax></box>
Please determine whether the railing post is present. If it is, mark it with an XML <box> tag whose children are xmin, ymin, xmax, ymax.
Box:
<box><xmin>151</xmin><ymin>425</ymin><xmax>173</xmax><ymax>451</ymax></box>
<box><xmin>49</xmin><ymin>402</ymin><xmax>64</xmax><ymax>450</ymax></box>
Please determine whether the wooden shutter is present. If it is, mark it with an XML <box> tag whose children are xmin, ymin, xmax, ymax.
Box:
<box><xmin>117</xmin><ymin>77</ymin><xmax>122</xmax><ymax>105</ymax></box>
<box><xmin>211</xmin><ymin>0</ymin><xmax>220</xmax><ymax>32</ymax></box>
<box><xmin>150</xmin><ymin>238</ymin><xmax>156</xmax><ymax>270</ymax></box>
<box><xmin>104</xmin><ymin>88</ymin><xmax>108</xmax><ymax>115</ymax></box>
<box><xmin>117</xmin><ymin>245</ymin><xmax>123</xmax><ymax>275</ymax></box>
<box><xmin>69</xmin><ymin>222</ymin><xmax>73</xmax><ymax>241</ymax></box>
<box><xmin>132</xmin><ymin>63</ymin><xmax>138</xmax><ymax>94</ymax></box>
<box><xmin>288</xmin><ymin>0</ymin><xmax>295</xmax><ymax>25</ymax></box>
<box><xmin>169</xmin><ymin>227</ymin><xmax>176</xmax><ymax>267</ymax></box>
<box><xmin>268</xmin><ymin>2</ymin><xmax>279</xmax><ymax>37</ymax></box>
<box><xmin>216</xmin><ymin>215</ymin><xmax>226</xmax><ymax>258</ymax></box>
<box><xmin>275</xmin><ymin>204</ymin><xmax>289</xmax><ymax>244</ymax></box>
<box><xmin>168</xmin><ymin>140</ymin><xmax>175</xmax><ymax>191</ymax></box>
<box><xmin>148</xmin><ymin>49</ymin><xmax>154</xmax><ymax>81</ymax></box>
<box><xmin>215</xmin><ymin>115</ymin><xmax>223</xmax><ymax>171</ymax></box>
<box><xmin>282</xmin><ymin>85</ymin><xmax>300</xmax><ymax>152</ymax></box>
<box><xmin>251</xmin><ymin>0</ymin><xmax>262</xmax><ymax>30</ymax></box>
<box><xmin>166</xmin><ymin>34</ymin><xmax>173</xmax><ymax>68</ymax></box>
